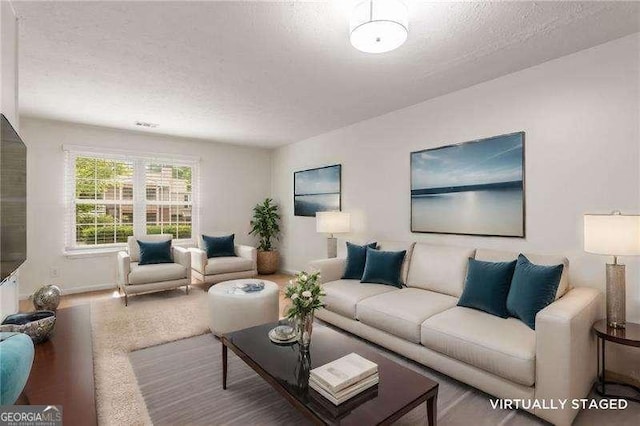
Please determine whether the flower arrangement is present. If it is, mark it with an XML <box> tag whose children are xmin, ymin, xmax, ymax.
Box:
<box><xmin>284</xmin><ymin>270</ymin><xmax>324</xmax><ymax>320</ymax></box>
<box><xmin>284</xmin><ymin>270</ymin><xmax>324</xmax><ymax>349</ymax></box>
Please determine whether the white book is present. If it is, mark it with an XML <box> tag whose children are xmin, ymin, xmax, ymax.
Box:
<box><xmin>310</xmin><ymin>353</ymin><xmax>378</xmax><ymax>394</ymax></box>
<box><xmin>310</xmin><ymin>373</ymin><xmax>379</xmax><ymax>405</ymax></box>
<box><xmin>310</xmin><ymin>373</ymin><xmax>379</xmax><ymax>399</ymax></box>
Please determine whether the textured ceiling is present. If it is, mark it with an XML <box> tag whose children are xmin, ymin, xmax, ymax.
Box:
<box><xmin>14</xmin><ymin>1</ymin><xmax>640</xmax><ymax>147</ymax></box>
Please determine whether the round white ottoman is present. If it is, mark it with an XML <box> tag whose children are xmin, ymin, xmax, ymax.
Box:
<box><xmin>207</xmin><ymin>279</ymin><xmax>280</xmax><ymax>336</ymax></box>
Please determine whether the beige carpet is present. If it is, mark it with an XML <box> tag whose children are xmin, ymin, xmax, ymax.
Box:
<box><xmin>91</xmin><ymin>287</ymin><xmax>211</xmax><ymax>426</ymax></box>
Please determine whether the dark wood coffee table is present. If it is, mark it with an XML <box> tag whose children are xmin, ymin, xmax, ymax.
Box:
<box><xmin>221</xmin><ymin>322</ymin><xmax>438</xmax><ymax>425</ymax></box>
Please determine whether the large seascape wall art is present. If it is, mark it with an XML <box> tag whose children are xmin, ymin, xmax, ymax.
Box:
<box><xmin>294</xmin><ymin>164</ymin><xmax>341</xmax><ymax>217</ymax></box>
<box><xmin>411</xmin><ymin>132</ymin><xmax>525</xmax><ymax>237</ymax></box>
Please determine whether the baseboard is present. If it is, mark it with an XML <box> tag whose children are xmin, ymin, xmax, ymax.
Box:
<box><xmin>19</xmin><ymin>282</ymin><xmax>117</xmax><ymax>300</ymax></box>
<box><xmin>279</xmin><ymin>268</ymin><xmax>300</xmax><ymax>276</ymax></box>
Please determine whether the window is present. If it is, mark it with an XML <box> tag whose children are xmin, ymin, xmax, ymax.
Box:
<box><xmin>144</xmin><ymin>163</ymin><xmax>192</xmax><ymax>239</ymax></box>
<box><xmin>65</xmin><ymin>148</ymin><xmax>199</xmax><ymax>250</ymax></box>
<box><xmin>74</xmin><ymin>157</ymin><xmax>134</xmax><ymax>246</ymax></box>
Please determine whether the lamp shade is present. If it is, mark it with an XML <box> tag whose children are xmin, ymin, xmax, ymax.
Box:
<box><xmin>584</xmin><ymin>213</ymin><xmax>640</xmax><ymax>256</ymax></box>
<box><xmin>316</xmin><ymin>211</ymin><xmax>350</xmax><ymax>234</ymax></box>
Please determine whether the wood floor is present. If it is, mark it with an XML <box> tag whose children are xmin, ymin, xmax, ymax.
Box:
<box><xmin>22</xmin><ymin>304</ymin><xmax>97</xmax><ymax>426</ymax></box>
<box><xmin>19</xmin><ymin>274</ymin><xmax>294</xmax><ymax>317</ymax></box>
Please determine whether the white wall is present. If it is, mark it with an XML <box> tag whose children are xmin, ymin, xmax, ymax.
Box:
<box><xmin>1</xmin><ymin>0</ymin><xmax>18</xmax><ymax>127</ymax></box>
<box><xmin>0</xmin><ymin>0</ymin><xmax>19</xmax><ymax>319</ymax></box>
<box><xmin>19</xmin><ymin>118</ymin><xmax>272</xmax><ymax>297</ymax></box>
<box><xmin>273</xmin><ymin>35</ymin><xmax>640</xmax><ymax>379</ymax></box>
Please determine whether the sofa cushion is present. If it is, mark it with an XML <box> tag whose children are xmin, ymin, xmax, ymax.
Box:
<box><xmin>202</xmin><ymin>234</ymin><xmax>236</xmax><ymax>258</ymax></box>
<box><xmin>475</xmin><ymin>249</ymin><xmax>570</xmax><ymax>299</ymax></box>
<box><xmin>406</xmin><ymin>244</ymin><xmax>476</xmax><ymax>297</ymax></box>
<box><xmin>129</xmin><ymin>262</ymin><xmax>187</xmax><ymax>285</ymax></box>
<box><xmin>205</xmin><ymin>256</ymin><xmax>254</xmax><ymax>275</ymax></box>
<box><xmin>127</xmin><ymin>234</ymin><xmax>173</xmax><ymax>263</ymax></box>
<box><xmin>507</xmin><ymin>255</ymin><xmax>564</xmax><ymax>330</ymax></box>
<box><xmin>421</xmin><ymin>306</ymin><xmax>536</xmax><ymax>386</ymax></box>
<box><xmin>342</xmin><ymin>242</ymin><xmax>377</xmax><ymax>280</ymax></box>
<box><xmin>360</xmin><ymin>248</ymin><xmax>406</xmax><ymax>288</ymax></box>
<box><xmin>322</xmin><ymin>279</ymin><xmax>398</xmax><ymax>319</ymax></box>
<box><xmin>357</xmin><ymin>288</ymin><xmax>457</xmax><ymax>343</ymax></box>
<box><xmin>377</xmin><ymin>241</ymin><xmax>416</xmax><ymax>285</ymax></box>
<box><xmin>138</xmin><ymin>240</ymin><xmax>173</xmax><ymax>265</ymax></box>
<box><xmin>457</xmin><ymin>258</ymin><xmax>517</xmax><ymax>318</ymax></box>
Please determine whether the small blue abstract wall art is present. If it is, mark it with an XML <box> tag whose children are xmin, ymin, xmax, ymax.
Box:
<box><xmin>294</xmin><ymin>164</ymin><xmax>341</xmax><ymax>217</ymax></box>
<box><xmin>411</xmin><ymin>132</ymin><xmax>525</xmax><ymax>237</ymax></box>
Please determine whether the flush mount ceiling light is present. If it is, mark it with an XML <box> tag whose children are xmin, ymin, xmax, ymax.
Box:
<box><xmin>350</xmin><ymin>0</ymin><xmax>408</xmax><ymax>54</ymax></box>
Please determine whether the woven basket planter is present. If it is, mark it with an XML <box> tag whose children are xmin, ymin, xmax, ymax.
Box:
<box><xmin>257</xmin><ymin>250</ymin><xmax>279</xmax><ymax>275</ymax></box>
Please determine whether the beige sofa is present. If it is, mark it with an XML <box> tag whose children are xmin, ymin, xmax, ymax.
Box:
<box><xmin>117</xmin><ymin>234</ymin><xmax>191</xmax><ymax>305</ymax></box>
<box><xmin>309</xmin><ymin>241</ymin><xmax>602</xmax><ymax>426</ymax></box>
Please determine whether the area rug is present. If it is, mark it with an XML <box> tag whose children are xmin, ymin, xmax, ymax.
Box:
<box><xmin>129</xmin><ymin>332</ymin><xmax>526</xmax><ymax>426</ymax></box>
<box><xmin>90</xmin><ymin>287</ymin><xmax>210</xmax><ymax>426</ymax></box>
<box><xmin>92</xmin><ymin>287</ymin><xmax>638</xmax><ymax>426</ymax></box>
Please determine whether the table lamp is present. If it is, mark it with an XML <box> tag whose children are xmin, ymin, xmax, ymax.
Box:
<box><xmin>316</xmin><ymin>211</ymin><xmax>350</xmax><ymax>258</ymax></box>
<box><xmin>584</xmin><ymin>211</ymin><xmax>640</xmax><ymax>328</ymax></box>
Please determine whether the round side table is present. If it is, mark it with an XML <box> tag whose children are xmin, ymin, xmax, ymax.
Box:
<box><xmin>592</xmin><ymin>319</ymin><xmax>640</xmax><ymax>403</ymax></box>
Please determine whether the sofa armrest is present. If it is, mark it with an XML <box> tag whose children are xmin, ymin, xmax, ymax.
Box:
<box><xmin>308</xmin><ymin>258</ymin><xmax>346</xmax><ymax>284</ymax></box>
<box><xmin>534</xmin><ymin>286</ymin><xmax>602</xmax><ymax>426</ymax></box>
<box><xmin>173</xmin><ymin>246</ymin><xmax>191</xmax><ymax>268</ymax></box>
<box><xmin>173</xmin><ymin>246</ymin><xmax>191</xmax><ymax>283</ymax></box>
<box><xmin>188</xmin><ymin>247</ymin><xmax>207</xmax><ymax>274</ymax></box>
<box><xmin>117</xmin><ymin>251</ymin><xmax>130</xmax><ymax>286</ymax></box>
<box><xmin>235</xmin><ymin>244</ymin><xmax>257</xmax><ymax>269</ymax></box>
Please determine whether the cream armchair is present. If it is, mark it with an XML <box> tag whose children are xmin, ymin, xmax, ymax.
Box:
<box><xmin>117</xmin><ymin>234</ymin><xmax>191</xmax><ymax>306</ymax></box>
<box><xmin>189</xmin><ymin>235</ymin><xmax>257</xmax><ymax>284</ymax></box>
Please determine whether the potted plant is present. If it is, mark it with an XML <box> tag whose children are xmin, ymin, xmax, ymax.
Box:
<box><xmin>284</xmin><ymin>270</ymin><xmax>324</xmax><ymax>350</ymax></box>
<box><xmin>249</xmin><ymin>198</ymin><xmax>281</xmax><ymax>274</ymax></box>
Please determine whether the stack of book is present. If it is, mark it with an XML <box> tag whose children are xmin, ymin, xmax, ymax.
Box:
<box><xmin>309</xmin><ymin>353</ymin><xmax>379</xmax><ymax>405</ymax></box>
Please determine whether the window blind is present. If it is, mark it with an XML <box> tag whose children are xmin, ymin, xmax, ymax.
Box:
<box><xmin>63</xmin><ymin>146</ymin><xmax>200</xmax><ymax>251</ymax></box>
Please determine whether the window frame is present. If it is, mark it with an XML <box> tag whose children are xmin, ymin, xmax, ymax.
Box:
<box><xmin>64</xmin><ymin>146</ymin><xmax>200</xmax><ymax>252</ymax></box>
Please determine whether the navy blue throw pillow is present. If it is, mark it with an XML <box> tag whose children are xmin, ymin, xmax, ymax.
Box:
<box><xmin>457</xmin><ymin>258</ymin><xmax>517</xmax><ymax>318</ymax></box>
<box><xmin>360</xmin><ymin>248</ymin><xmax>406</xmax><ymax>288</ymax></box>
<box><xmin>138</xmin><ymin>240</ymin><xmax>173</xmax><ymax>265</ymax></box>
<box><xmin>342</xmin><ymin>242</ymin><xmax>378</xmax><ymax>280</ymax></box>
<box><xmin>202</xmin><ymin>234</ymin><xmax>236</xmax><ymax>258</ymax></box>
<box><xmin>507</xmin><ymin>254</ymin><xmax>564</xmax><ymax>330</ymax></box>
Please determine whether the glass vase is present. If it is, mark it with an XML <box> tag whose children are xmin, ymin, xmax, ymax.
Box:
<box><xmin>294</xmin><ymin>349</ymin><xmax>311</xmax><ymax>394</ymax></box>
<box><xmin>297</xmin><ymin>312</ymin><xmax>314</xmax><ymax>351</ymax></box>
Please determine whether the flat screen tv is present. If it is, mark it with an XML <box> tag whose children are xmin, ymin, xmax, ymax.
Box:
<box><xmin>0</xmin><ymin>114</ymin><xmax>27</xmax><ymax>282</ymax></box>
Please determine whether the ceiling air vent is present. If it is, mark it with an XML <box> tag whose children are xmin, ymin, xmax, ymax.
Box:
<box><xmin>134</xmin><ymin>121</ymin><xmax>159</xmax><ymax>128</ymax></box>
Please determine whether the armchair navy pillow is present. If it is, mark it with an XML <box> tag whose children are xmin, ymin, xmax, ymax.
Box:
<box><xmin>342</xmin><ymin>242</ymin><xmax>378</xmax><ymax>280</ymax></box>
<box><xmin>138</xmin><ymin>240</ymin><xmax>173</xmax><ymax>265</ymax></box>
<box><xmin>360</xmin><ymin>248</ymin><xmax>406</xmax><ymax>288</ymax></box>
<box><xmin>457</xmin><ymin>258</ymin><xmax>517</xmax><ymax>318</ymax></box>
<box><xmin>202</xmin><ymin>234</ymin><xmax>236</xmax><ymax>258</ymax></box>
<box><xmin>507</xmin><ymin>254</ymin><xmax>564</xmax><ymax>330</ymax></box>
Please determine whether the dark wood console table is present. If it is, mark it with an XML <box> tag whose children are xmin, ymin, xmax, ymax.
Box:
<box><xmin>22</xmin><ymin>304</ymin><xmax>97</xmax><ymax>425</ymax></box>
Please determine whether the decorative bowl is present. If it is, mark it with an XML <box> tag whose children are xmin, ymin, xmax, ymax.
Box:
<box><xmin>0</xmin><ymin>310</ymin><xmax>56</xmax><ymax>343</ymax></box>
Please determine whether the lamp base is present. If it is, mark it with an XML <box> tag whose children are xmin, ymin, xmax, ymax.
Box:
<box><xmin>327</xmin><ymin>237</ymin><xmax>337</xmax><ymax>259</ymax></box>
<box><xmin>606</xmin><ymin>263</ymin><xmax>626</xmax><ymax>329</ymax></box>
